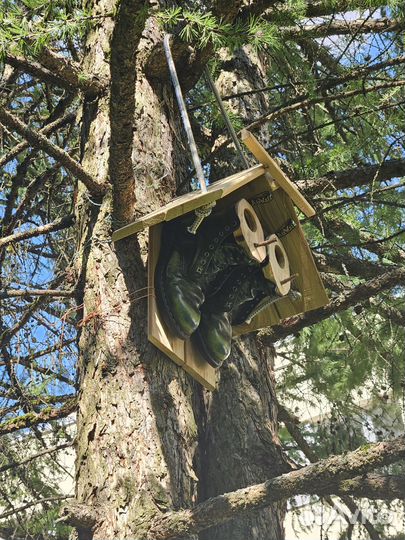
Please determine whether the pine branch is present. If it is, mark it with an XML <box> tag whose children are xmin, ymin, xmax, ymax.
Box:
<box><xmin>269</xmin><ymin>266</ymin><xmax>405</xmax><ymax>342</ymax></box>
<box><xmin>284</xmin><ymin>18</ymin><xmax>405</xmax><ymax>39</ymax></box>
<box><xmin>329</xmin><ymin>474</ymin><xmax>405</xmax><ymax>501</ymax></box>
<box><xmin>0</xmin><ymin>288</ymin><xmax>75</xmax><ymax>299</ymax></box>
<box><xmin>143</xmin><ymin>436</ymin><xmax>405</xmax><ymax>539</ymax></box>
<box><xmin>315</xmin><ymin>252</ymin><xmax>396</xmax><ymax>280</ymax></box>
<box><xmin>5</xmin><ymin>51</ymin><xmax>106</xmax><ymax>97</ymax></box>
<box><xmin>0</xmin><ymin>442</ymin><xmax>72</xmax><ymax>474</ymax></box>
<box><xmin>0</xmin><ymin>394</ymin><xmax>74</xmax><ymax>419</ymax></box>
<box><xmin>5</xmin><ymin>339</ymin><xmax>76</xmax><ymax>365</ymax></box>
<box><xmin>298</xmin><ymin>159</ymin><xmax>405</xmax><ymax>196</ymax></box>
<box><xmin>0</xmin><ymin>215</ymin><xmax>75</xmax><ymax>250</ymax></box>
<box><xmin>0</xmin><ymin>111</ymin><xmax>75</xmax><ymax>169</ymax></box>
<box><xmin>0</xmin><ymin>397</ymin><xmax>77</xmax><ymax>436</ymax></box>
<box><xmin>240</xmin><ymin>1</ymin><xmax>390</xmax><ymax>22</ymax></box>
<box><xmin>0</xmin><ymin>495</ymin><xmax>73</xmax><ymax>520</ymax></box>
<box><xmin>245</xmin><ymin>79</ymin><xmax>405</xmax><ymax>133</ymax></box>
<box><xmin>278</xmin><ymin>405</ymin><xmax>380</xmax><ymax>540</ymax></box>
<box><xmin>0</xmin><ymin>108</ymin><xmax>105</xmax><ymax>196</ymax></box>
<box><xmin>204</xmin><ymin>54</ymin><xmax>405</xmax><ymax>106</ymax></box>
<box><xmin>0</xmin><ymin>355</ymin><xmax>75</xmax><ymax>387</ymax></box>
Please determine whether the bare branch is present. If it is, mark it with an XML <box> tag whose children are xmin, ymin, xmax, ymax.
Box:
<box><xmin>0</xmin><ymin>288</ymin><xmax>75</xmax><ymax>299</ymax></box>
<box><xmin>145</xmin><ymin>436</ymin><xmax>405</xmax><ymax>539</ymax></box>
<box><xmin>0</xmin><ymin>108</ymin><xmax>105</xmax><ymax>196</ymax></box>
<box><xmin>268</xmin><ymin>266</ymin><xmax>405</xmax><ymax>342</ymax></box>
<box><xmin>0</xmin><ymin>215</ymin><xmax>75</xmax><ymax>250</ymax></box>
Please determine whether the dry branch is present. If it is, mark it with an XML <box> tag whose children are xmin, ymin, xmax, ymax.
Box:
<box><xmin>0</xmin><ymin>108</ymin><xmax>105</xmax><ymax>196</ymax></box>
<box><xmin>0</xmin><ymin>215</ymin><xmax>75</xmax><ymax>250</ymax></box>
<box><xmin>144</xmin><ymin>436</ymin><xmax>405</xmax><ymax>539</ymax></box>
<box><xmin>269</xmin><ymin>266</ymin><xmax>405</xmax><ymax>342</ymax></box>
<box><xmin>0</xmin><ymin>288</ymin><xmax>75</xmax><ymax>299</ymax></box>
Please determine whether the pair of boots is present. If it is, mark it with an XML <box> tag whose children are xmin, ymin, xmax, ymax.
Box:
<box><xmin>155</xmin><ymin>207</ymin><xmax>279</xmax><ymax>368</ymax></box>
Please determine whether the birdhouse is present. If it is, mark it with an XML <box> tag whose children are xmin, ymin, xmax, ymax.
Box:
<box><xmin>112</xmin><ymin>130</ymin><xmax>328</xmax><ymax>390</ymax></box>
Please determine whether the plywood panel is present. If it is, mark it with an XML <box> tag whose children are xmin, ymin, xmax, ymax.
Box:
<box><xmin>148</xmin><ymin>224</ymin><xmax>218</xmax><ymax>390</ymax></box>
<box><xmin>232</xmin><ymin>186</ymin><xmax>328</xmax><ymax>335</ymax></box>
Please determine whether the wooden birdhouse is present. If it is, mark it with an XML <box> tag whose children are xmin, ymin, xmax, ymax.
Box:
<box><xmin>112</xmin><ymin>130</ymin><xmax>328</xmax><ymax>390</ymax></box>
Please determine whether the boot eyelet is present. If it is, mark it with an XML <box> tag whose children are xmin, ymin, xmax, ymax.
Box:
<box><xmin>225</xmin><ymin>226</ymin><xmax>230</xmax><ymax>231</ymax></box>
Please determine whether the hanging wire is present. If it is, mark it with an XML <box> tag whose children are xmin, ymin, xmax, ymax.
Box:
<box><xmin>163</xmin><ymin>34</ymin><xmax>207</xmax><ymax>193</ymax></box>
<box><xmin>163</xmin><ymin>34</ymin><xmax>216</xmax><ymax>234</ymax></box>
<box><xmin>204</xmin><ymin>66</ymin><xmax>249</xmax><ymax>168</ymax></box>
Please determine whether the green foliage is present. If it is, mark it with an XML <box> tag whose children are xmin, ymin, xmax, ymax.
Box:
<box><xmin>0</xmin><ymin>0</ymin><xmax>100</xmax><ymax>59</ymax></box>
<box><xmin>157</xmin><ymin>7</ymin><xmax>281</xmax><ymax>52</ymax></box>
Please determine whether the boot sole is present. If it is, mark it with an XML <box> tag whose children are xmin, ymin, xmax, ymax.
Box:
<box><xmin>192</xmin><ymin>329</ymin><xmax>225</xmax><ymax>369</ymax></box>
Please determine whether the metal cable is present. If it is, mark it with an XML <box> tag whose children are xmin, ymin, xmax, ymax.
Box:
<box><xmin>163</xmin><ymin>34</ymin><xmax>207</xmax><ymax>192</ymax></box>
<box><xmin>204</xmin><ymin>66</ymin><xmax>249</xmax><ymax>168</ymax></box>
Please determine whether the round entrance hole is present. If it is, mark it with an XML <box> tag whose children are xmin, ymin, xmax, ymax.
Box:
<box><xmin>274</xmin><ymin>244</ymin><xmax>285</xmax><ymax>269</ymax></box>
<box><xmin>244</xmin><ymin>208</ymin><xmax>257</xmax><ymax>232</ymax></box>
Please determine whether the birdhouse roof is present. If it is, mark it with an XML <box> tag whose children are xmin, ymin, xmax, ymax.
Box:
<box><xmin>112</xmin><ymin>130</ymin><xmax>316</xmax><ymax>243</ymax></box>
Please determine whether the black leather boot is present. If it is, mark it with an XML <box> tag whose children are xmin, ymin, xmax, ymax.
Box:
<box><xmin>155</xmin><ymin>208</ymin><xmax>252</xmax><ymax>340</ymax></box>
<box><xmin>194</xmin><ymin>265</ymin><xmax>280</xmax><ymax>368</ymax></box>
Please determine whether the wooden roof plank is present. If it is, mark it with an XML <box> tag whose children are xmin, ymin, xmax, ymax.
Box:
<box><xmin>241</xmin><ymin>129</ymin><xmax>316</xmax><ymax>218</ymax></box>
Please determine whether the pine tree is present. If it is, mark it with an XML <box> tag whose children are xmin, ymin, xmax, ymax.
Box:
<box><xmin>0</xmin><ymin>1</ymin><xmax>404</xmax><ymax>539</ymax></box>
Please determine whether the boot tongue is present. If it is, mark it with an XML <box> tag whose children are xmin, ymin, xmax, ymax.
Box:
<box><xmin>188</xmin><ymin>208</ymin><xmax>240</xmax><ymax>278</ymax></box>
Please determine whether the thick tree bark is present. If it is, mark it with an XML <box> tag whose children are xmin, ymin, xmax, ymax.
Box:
<box><xmin>74</xmin><ymin>3</ymin><xmax>202</xmax><ymax>538</ymax></box>
<box><xmin>200</xmin><ymin>336</ymin><xmax>287</xmax><ymax>540</ymax></box>
<box><xmin>72</xmin><ymin>4</ymin><xmax>286</xmax><ymax>540</ymax></box>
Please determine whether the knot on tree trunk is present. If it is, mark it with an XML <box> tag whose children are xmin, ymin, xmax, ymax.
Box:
<box><xmin>59</xmin><ymin>500</ymin><xmax>102</xmax><ymax>530</ymax></box>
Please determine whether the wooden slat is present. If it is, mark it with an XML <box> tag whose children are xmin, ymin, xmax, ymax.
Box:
<box><xmin>241</xmin><ymin>129</ymin><xmax>315</xmax><ymax>218</ymax></box>
<box><xmin>113</xmin><ymin>164</ymin><xmax>266</xmax><ymax>242</ymax></box>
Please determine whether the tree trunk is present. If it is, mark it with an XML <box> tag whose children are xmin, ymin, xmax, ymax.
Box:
<box><xmin>200</xmin><ymin>336</ymin><xmax>287</xmax><ymax>540</ymax></box>
<box><xmin>73</xmin><ymin>4</ymin><xmax>285</xmax><ymax>539</ymax></box>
